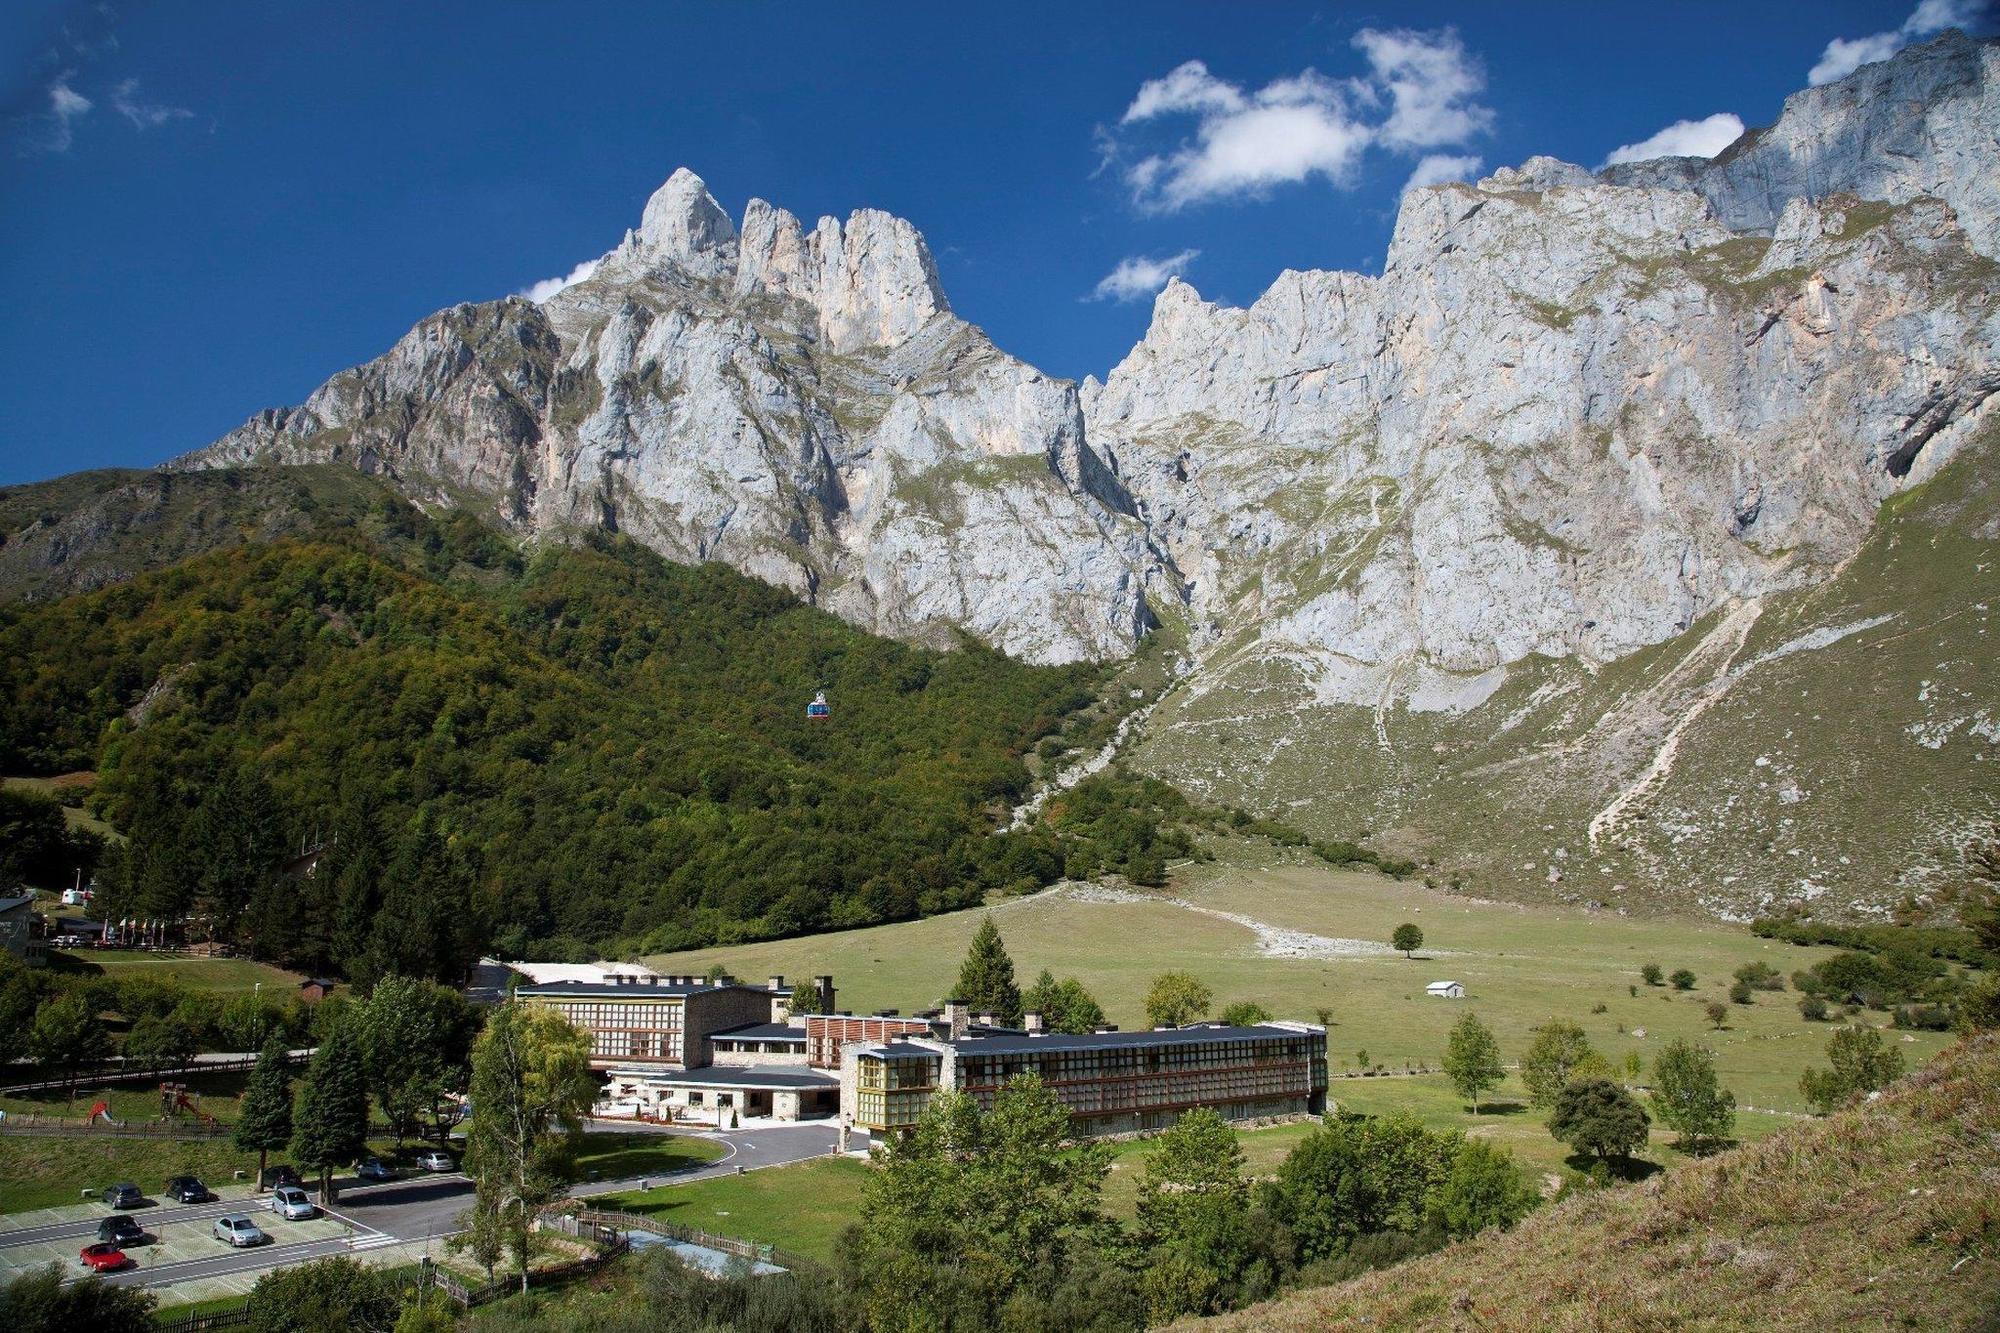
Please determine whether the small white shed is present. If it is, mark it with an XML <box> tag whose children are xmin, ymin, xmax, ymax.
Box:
<box><xmin>1425</xmin><ymin>980</ymin><xmax>1466</xmax><ymax>999</ymax></box>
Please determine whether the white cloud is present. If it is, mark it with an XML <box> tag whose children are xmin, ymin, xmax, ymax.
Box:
<box><xmin>1403</xmin><ymin>153</ymin><xmax>1483</xmax><ymax>192</ymax></box>
<box><xmin>1108</xmin><ymin>27</ymin><xmax>1491</xmax><ymax>213</ymax></box>
<box><xmin>1352</xmin><ymin>27</ymin><xmax>1493</xmax><ymax>150</ymax></box>
<box><xmin>12</xmin><ymin>76</ymin><xmax>93</xmax><ymax>154</ymax></box>
<box><xmin>1088</xmin><ymin>249</ymin><xmax>1200</xmax><ymax>302</ymax></box>
<box><xmin>1602</xmin><ymin>112</ymin><xmax>1746</xmax><ymax>167</ymax></box>
<box><xmin>1122</xmin><ymin>61</ymin><xmax>1244</xmax><ymax>123</ymax></box>
<box><xmin>518</xmin><ymin>257</ymin><xmax>602</xmax><ymax>304</ymax></box>
<box><xmin>109</xmin><ymin>79</ymin><xmax>192</xmax><ymax>129</ymax></box>
<box><xmin>1808</xmin><ymin>0</ymin><xmax>1986</xmax><ymax>85</ymax></box>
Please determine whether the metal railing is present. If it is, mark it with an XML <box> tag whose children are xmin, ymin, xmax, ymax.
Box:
<box><xmin>573</xmin><ymin>1206</ymin><xmax>810</xmax><ymax>1272</ymax></box>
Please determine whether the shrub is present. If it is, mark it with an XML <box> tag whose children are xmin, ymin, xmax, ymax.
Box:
<box><xmin>1704</xmin><ymin>1002</ymin><xmax>1729</xmax><ymax>1029</ymax></box>
<box><xmin>1728</xmin><ymin>979</ymin><xmax>1754</xmax><ymax>1006</ymax></box>
<box><xmin>1733</xmin><ymin>961</ymin><xmax>1785</xmax><ymax>991</ymax></box>
<box><xmin>1670</xmin><ymin>969</ymin><xmax>1697</xmax><ymax>991</ymax></box>
<box><xmin>1548</xmin><ymin>1079</ymin><xmax>1650</xmax><ymax>1163</ymax></box>
<box><xmin>1798</xmin><ymin>1025</ymin><xmax>1906</xmax><ymax>1115</ymax></box>
<box><xmin>247</xmin><ymin>1257</ymin><xmax>398</xmax><ymax>1333</ymax></box>
<box><xmin>1798</xmin><ymin>994</ymin><xmax>1829</xmax><ymax>1021</ymax></box>
<box><xmin>1640</xmin><ymin>964</ymin><xmax>1663</xmax><ymax>987</ymax></box>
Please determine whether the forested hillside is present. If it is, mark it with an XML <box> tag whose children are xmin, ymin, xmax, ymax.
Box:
<box><xmin>0</xmin><ymin>492</ymin><xmax>1105</xmax><ymax>981</ymax></box>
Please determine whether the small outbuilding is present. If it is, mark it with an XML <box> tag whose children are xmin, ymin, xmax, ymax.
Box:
<box><xmin>1425</xmin><ymin>980</ymin><xmax>1466</xmax><ymax>999</ymax></box>
<box><xmin>299</xmin><ymin>977</ymin><xmax>338</xmax><ymax>1003</ymax></box>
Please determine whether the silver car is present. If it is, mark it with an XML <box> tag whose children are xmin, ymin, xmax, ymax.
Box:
<box><xmin>268</xmin><ymin>1185</ymin><xmax>317</xmax><ymax>1220</ymax></box>
<box><xmin>211</xmin><ymin>1214</ymin><xmax>267</xmax><ymax>1247</ymax></box>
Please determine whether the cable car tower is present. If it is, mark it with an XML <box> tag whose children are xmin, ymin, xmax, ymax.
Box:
<box><xmin>805</xmin><ymin>690</ymin><xmax>831</xmax><ymax>721</ymax></box>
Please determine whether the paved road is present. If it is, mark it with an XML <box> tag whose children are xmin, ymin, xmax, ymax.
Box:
<box><xmin>43</xmin><ymin>1121</ymin><xmax>844</xmax><ymax>1291</ymax></box>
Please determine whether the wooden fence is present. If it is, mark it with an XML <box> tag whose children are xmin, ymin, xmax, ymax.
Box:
<box><xmin>155</xmin><ymin>1305</ymin><xmax>252</xmax><ymax>1333</ymax></box>
<box><xmin>573</xmin><ymin>1206</ymin><xmax>811</xmax><ymax>1272</ymax></box>
<box><xmin>0</xmin><ymin>1114</ymin><xmax>232</xmax><ymax>1140</ymax></box>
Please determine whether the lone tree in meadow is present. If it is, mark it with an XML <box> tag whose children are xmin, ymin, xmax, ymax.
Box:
<box><xmin>1670</xmin><ymin>969</ymin><xmax>1697</xmax><ymax>991</ymax></box>
<box><xmin>1520</xmin><ymin>1020</ymin><xmax>1610</xmax><ymax>1108</ymax></box>
<box><xmin>1391</xmin><ymin>923</ymin><xmax>1424</xmax><ymax>958</ymax></box>
<box><xmin>1145</xmin><ymin>972</ymin><xmax>1213</xmax><ymax>1029</ymax></box>
<box><xmin>234</xmin><ymin>1034</ymin><xmax>296</xmax><ymax>1186</ymax></box>
<box><xmin>1704</xmin><ymin>1001</ymin><xmax>1729</xmax><ymax>1030</ymax></box>
<box><xmin>1548</xmin><ymin>1078</ymin><xmax>1650</xmax><ymax>1165</ymax></box>
<box><xmin>1442</xmin><ymin>1012</ymin><xmax>1505</xmax><ymax>1113</ymax></box>
<box><xmin>1640</xmin><ymin>963</ymin><xmax>1663</xmax><ymax>987</ymax></box>
<box><xmin>955</xmin><ymin>917</ymin><xmax>1023</xmax><ymax>1027</ymax></box>
<box><xmin>1649</xmin><ymin>1038</ymin><xmax>1736</xmax><ymax>1154</ymax></box>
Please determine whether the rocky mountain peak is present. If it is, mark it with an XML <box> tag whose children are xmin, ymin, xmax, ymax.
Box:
<box><xmin>635</xmin><ymin>167</ymin><xmax>738</xmax><ymax>261</ymax></box>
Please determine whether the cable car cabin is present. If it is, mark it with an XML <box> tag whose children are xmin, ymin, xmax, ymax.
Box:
<box><xmin>806</xmin><ymin>691</ymin><xmax>831</xmax><ymax>720</ymax></box>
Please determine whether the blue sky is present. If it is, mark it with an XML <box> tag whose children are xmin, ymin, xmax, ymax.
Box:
<box><xmin>1</xmin><ymin>0</ymin><xmax>1987</xmax><ymax>485</ymax></box>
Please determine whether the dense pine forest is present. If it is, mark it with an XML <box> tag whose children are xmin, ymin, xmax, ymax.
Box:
<box><xmin>0</xmin><ymin>481</ymin><xmax>1122</xmax><ymax>980</ymax></box>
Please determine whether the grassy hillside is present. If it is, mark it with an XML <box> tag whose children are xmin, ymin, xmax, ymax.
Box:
<box><xmin>1127</xmin><ymin>424</ymin><xmax>2000</xmax><ymax>923</ymax></box>
<box><xmin>1188</xmin><ymin>1032</ymin><xmax>2000</xmax><ymax>1331</ymax></box>
<box><xmin>647</xmin><ymin>842</ymin><xmax>1960</xmax><ymax>1119</ymax></box>
<box><xmin>0</xmin><ymin>483</ymin><xmax>1102</xmax><ymax>972</ymax></box>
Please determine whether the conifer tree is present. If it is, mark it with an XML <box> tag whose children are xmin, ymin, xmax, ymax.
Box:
<box><xmin>955</xmin><ymin>917</ymin><xmax>1022</xmax><ymax>1027</ymax></box>
<box><xmin>235</xmin><ymin>1035</ymin><xmax>296</xmax><ymax>1186</ymax></box>
<box><xmin>292</xmin><ymin>1018</ymin><xmax>368</xmax><ymax>1203</ymax></box>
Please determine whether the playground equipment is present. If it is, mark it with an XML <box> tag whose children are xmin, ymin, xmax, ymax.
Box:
<box><xmin>159</xmin><ymin>1082</ymin><xmax>221</xmax><ymax>1130</ymax></box>
<box><xmin>86</xmin><ymin>1100</ymin><xmax>123</xmax><ymax>1128</ymax></box>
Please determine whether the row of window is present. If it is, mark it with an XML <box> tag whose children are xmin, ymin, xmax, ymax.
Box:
<box><xmin>958</xmin><ymin>1038</ymin><xmax>1321</xmax><ymax>1085</ymax></box>
<box><xmin>535</xmin><ymin>999</ymin><xmax>685</xmax><ymax>1031</ymax></box>
<box><xmin>856</xmin><ymin>1055</ymin><xmax>940</xmax><ymax>1091</ymax></box>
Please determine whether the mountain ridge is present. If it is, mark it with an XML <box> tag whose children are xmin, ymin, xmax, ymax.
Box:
<box><xmin>8</xmin><ymin>29</ymin><xmax>1997</xmax><ymax>922</ymax></box>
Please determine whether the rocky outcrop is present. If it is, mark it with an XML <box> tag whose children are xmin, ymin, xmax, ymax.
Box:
<box><xmin>178</xmin><ymin>171</ymin><xmax>1152</xmax><ymax>665</ymax></box>
<box><xmin>1083</xmin><ymin>31</ymin><xmax>2000</xmax><ymax>708</ymax></box>
<box><xmin>174</xmin><ymin>35</ymin><xmax>1996</xmax><ymax>694</ymax></box>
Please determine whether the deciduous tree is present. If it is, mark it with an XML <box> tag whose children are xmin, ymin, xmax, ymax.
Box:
<box><xmin>1799</xmin><ymin>1024</ymin><xmax>1905</xmax><ymax>1115</ymax></box>
<box><xmin>1548</xmin><ymin>1078</ymin><xmax>1649</xmax><ymax>1163</ymax></box>
<box><xmin>463</xmin><ymin>1002</ymin><xmax>597</xmax><ymax>1291</ymax></box>
<box><xmin>1442</xmin><ymin>1012</ymin><xmax>1505</xmax><ymax>1112</ymax></box>
<box><xmin>1146</xmin><ymin>971</ymin><xmax>1213</xmax><ymax>1030</ymax></box>
<box><xmin>1649</xmin><ymin>1039</ymin><xmax>1735</xmax><ymax>1154</ymax></box>
<box><xmin>1391</xmin><ymin>923</ymin><xmax>1424</xmax><ymax>958</ymax></box>
<box><xmin>1519</xmin><ymin>1021</ymin><xmax>1609</xmax><ymax>1108</ymax></box>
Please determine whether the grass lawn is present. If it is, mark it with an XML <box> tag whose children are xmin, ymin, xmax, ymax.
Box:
<box><xmin>59</xmin><ymin>948</ymin><xmax>306</xmax><ymax>996</ymax></box>
<box><xmin>574</xmin><ymin>1132</ymin><xmax>727</xmax><ymax>1183</ymax></box>
<box><xmin>645</xmin><ymin>840</ymin><xmax>1962</xmax><ymax>1116</ymax></box>
<box><xmin>595</xmin><ymin>1156</ymin><xmax>869</xmax><ymax>1262</ymax></box>
<box><xmin>2</xmin><ymin>773</ymin><xmax>116</xmax><ymax>839</ymax></box>
<box><xmin>0</xmin><ymin>1068</ymin><xmax>255</xmax><ymax>1127</ymax></box>
<box><xmin>0</xmin><ymin>1134</ymin><xmax>259</xmax><ymax>1214</ymax></box>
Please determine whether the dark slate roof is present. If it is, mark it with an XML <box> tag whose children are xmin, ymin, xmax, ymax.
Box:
<box><xmin>516</xmin><ymin>980</ymin><xmax>771</xmax><ymax>1000</ymax></box>
<box><xmin>604</xmin><ymin>1064</ymin><xmax>838</xmax><ymax>1090</ymax></box>
<box><xmin>859</xmin><ymin>1042</ymin><xmax>943</xmax><ymax>1060</ymax></box>
<box><xmin>0</xmin><ymin>894</ymin><xmax>36</xmax><ymax>914</ymax></box>
<box><xmin>949</xmin><ymin>1023</ymin><xmax>1315</xmax><ymax>1057</ymax></box>
<box><xmin>710</xmin><ymin>1023</ymin><xmax>807</xmax><ymax>1043</ymax></box>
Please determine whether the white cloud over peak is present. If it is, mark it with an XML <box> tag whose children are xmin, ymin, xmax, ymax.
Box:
<box><xmin>110</xmin><ymin>79</ymin><xmax>193</xmax><ymax>129</ymax></box>
<box><xmin>1352</xmin><ymin>27</ymin><xmax>1493</xmax><ymax>150</ymax></box>
<box><xmin>1402</xmin><ymin>153</ymin><xmax>1483</xmax><ymax>192</ymax></box>
<box><xmin>1807</xmin><ymin>0</ymin><xmax>1986</xmax><ymax>86</ymax></box>
<box><xmin>1088</xmin><ymin>249</ymin><xmax>1200</xmax><ymax>302</ymax></box>
<box><xmin>518</xmin><ymin>257</ymin><xmax>603</xmax><ymax>304</ymax></box>
<box><xmin>1602</xmin><ymin>112</ymin><xmax>1746</xmax><ymax>167</ymax></box>
<box><xmin>1107</xmin><ymin>27</ymin><xmax>1491</xmax><ymax>212</ymax></box>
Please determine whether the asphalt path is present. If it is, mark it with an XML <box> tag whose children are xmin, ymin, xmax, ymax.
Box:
<box><xmin>32</xmin><ymin>1121</ymin><xmax>846</xmax><ymax>1291</ymax></box>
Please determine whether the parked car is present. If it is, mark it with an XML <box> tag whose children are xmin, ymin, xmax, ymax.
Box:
<box><xmin>268</xmin><ymin>1185</ymin><xmax>317</xmax><ymax>1220</ymax></box>
<box><xmin>416</xmin><ymin>1149</ymin><xmax>455</xmax><ymax>1173</ymax></box>
<box><xmin>355</xmin><ymin>1157</ymin><xmax>397</xmax><ymax>1182</ymax></box>
<box><xmin>211</xmin><ymin>1214</ymin><xmax>266</xmax><ymax>1248</ymax></box>
<box><xmin>95</xmin><ymin>1215</ymin><xmax>145</xmax><ymax>1246</ymax></box>
<box><xmin>164</xmin><ymin>1175</ymin><xmax>211</xmax><ymax>1204</ymax></box>
<box><xmin>102</xmin><ymin>1183</ymin><xmax>143</xmax><ymax>1209</ymax></box>
<box><xmin>78</xmin><ymin>1242</ymin><xmax>129</xmax><ymax>1272</ymax></box>
<box><xmin>262</xmin><ymin>1165</ymin><xmax>303</xmax><ymax>1192</ymax></box>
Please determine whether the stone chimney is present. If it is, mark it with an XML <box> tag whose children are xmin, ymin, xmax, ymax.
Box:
<box><xmin>768</xmin><ymin>975</ymin><xmax>786</xmax><ymax>993</ymax></box>
<box><xmin>974</xmin><ymin>1010</ymin><xmax>997</xmax><ymax>1028</ymax></box>
<box><xmin>1024</xmin><ymin>1011</ymin><xmax>1045</xmax><ymax>1034</ymax></box>
<box><xmin>942</xmin><ymin>998</ymin><xmax>970</xmax><ymax>1038</ymax></box>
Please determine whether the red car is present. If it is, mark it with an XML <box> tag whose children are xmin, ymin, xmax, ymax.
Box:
<box><xmin>79</xmin><ymin>1241</ymin><xmax>129</xmax><ymax>1272</ymax></box>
